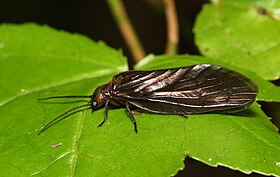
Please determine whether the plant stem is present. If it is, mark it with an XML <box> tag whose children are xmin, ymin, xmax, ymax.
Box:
<box><xmin>164</xmin><ymin>0</ymin><xmax>179</xmax><ymax>54</ymax></box>
<box><xmin>107</xmin><ymin>0</ymin><xmax>146</xmax><ymax>63</ymax></box>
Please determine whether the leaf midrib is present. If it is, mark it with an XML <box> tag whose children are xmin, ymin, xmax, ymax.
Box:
<box><xmin>70</xmin><ymin>109</ymin><xmax>86</xmax><ymax>176</ymax></box>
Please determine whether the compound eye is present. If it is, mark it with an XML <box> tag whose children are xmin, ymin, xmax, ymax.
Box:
<box><xmin>92</xmin><ymin>101</ymin><xmax>97</xmax><ymax>106</ymax></box>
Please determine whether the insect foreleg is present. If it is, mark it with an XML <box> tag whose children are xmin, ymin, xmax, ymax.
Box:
<box><xmin>180</xmin><ymin>115</ymin><xmax>188</xmax><ymax>118</ymax></box>
<box><xmin>97</xmin><ymin>100</ymin><xmax>110</xmax><ymax>127</ymax></box>
<box><xmin>125</xmin><ymin>103</ymin><xmax>138</xmax><ymax>133</ymax></box>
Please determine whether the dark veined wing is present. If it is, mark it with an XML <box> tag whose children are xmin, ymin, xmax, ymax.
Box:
<box><xmin>111</xmin><ymin>64</ymin><xmax>258</xmax><ymax>114</ymax></box>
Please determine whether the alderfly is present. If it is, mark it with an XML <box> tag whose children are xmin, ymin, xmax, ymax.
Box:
<box><xmin>38</xmin><ymin>64</ymin><xmax>258</xmax><ymax>134</ymax></box>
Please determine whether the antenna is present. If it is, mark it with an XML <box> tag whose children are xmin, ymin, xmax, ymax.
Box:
<box><xmin>38</xmin><ymin>103</ymin><xmax>91</xmax><ymax>135</ymax></box>
<box><xmin>38</xmin><ymin>95</ymin><xmax>91</xmax><ymax>100</ymax></box>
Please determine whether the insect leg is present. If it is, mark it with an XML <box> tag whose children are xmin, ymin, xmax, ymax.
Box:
<box><xmin>97</xmin><ymin>100</ymin><xmax>109</xmax><ymax>127</ymax></box>
<box><xmin>180</xmin><ymin>115</ymin><xmax>188</xmax><ymax>118</ymax></box>
<box><xmin>125</xmin><ymin>103</ymin><xmax>138</xmax><ymax>133</ymax></box>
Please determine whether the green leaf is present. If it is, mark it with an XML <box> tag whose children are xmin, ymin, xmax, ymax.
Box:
<box><xmin>0</xmin><ymin>23</ymin><xmax>127</xmax><ymax>106</ymax></box>
<box><xmin>0</xmin><ymin>24</ymin><xmax>280</xmax><ymax>177</ymax></box>
<box><xmin>194</xmin><ymin>0</ymin><xmax>280</xmax><ymax>80</ymax></box>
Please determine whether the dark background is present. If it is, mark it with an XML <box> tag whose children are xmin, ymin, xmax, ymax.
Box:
<box><xmin>0</xmin><ymin>0</ymin><xmax>204</xmax><ymax>63</ymax></box>
<box><xmin>0</xmin><ymin>0</ymin><xmax>277</xmax><ymax>176</ymax></box>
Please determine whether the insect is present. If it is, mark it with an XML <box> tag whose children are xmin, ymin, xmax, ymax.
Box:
<box><xmin>38</xmin><ymin>64</ymin><xmax>258</xmax><ymax>135</ymax></box>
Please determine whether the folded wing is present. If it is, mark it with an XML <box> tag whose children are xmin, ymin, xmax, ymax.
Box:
<box><xmin>111</xmin><ymin>64</ymin><xmax>258</xmax><ymax>114</ymax></box>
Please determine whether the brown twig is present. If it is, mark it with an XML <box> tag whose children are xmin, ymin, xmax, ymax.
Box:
<box><xmin>107</xmin><ymin>0</ymin><xmax>146</xmax><ymax>63</ymax></box>
<box><xmin>164</xmin><ymin>0</ymin><xmax>179</xmax><ymax>54</ymax></box>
